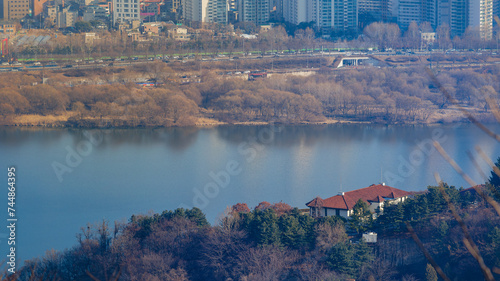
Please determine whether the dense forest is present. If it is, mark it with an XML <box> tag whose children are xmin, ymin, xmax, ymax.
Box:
<box><xmin>0</xmin><ymin>64</ymin><xmax>499</xmax><ymax>127</ymax></box>
<box><xmin>7</xmin><ymin>161</ymin><xmax>500</xmax><ymax>281</ymax></box>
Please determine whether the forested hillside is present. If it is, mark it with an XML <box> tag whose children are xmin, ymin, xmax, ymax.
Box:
<box><xmin>0</xmin><ymin>64</ymin><xmax>499</xmax><ymax>127</ymax></box>
<box><xmin>10</xmin><ymin>172</ymin><xmax>500</xmax><ymax>281</ymax></box>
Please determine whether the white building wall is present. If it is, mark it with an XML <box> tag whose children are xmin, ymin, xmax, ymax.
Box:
<box><xmin>397</xmin><ymin>0</ymin><xmax>421</xmax><ymax>29</ymax></box>
<box><xmin>113</xmin><ymin>0</ymin><xmax>140</xmax><ymax>24</ymax></box>
<box><xmin>468</xmin><ymin>0</ymin><xmax>493</xmax><ymax>40</ymax></box>
<box><xmin>204</xmin><ymin>0</ymin><xmax>228</xmax><ymax>23</ymax></box>
<box><xmin>283</xmin><ymin>0</ymin><xmax>308</xmax><ymax>25</ymax></box>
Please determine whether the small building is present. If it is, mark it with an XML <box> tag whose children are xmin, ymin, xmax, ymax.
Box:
<box><xmin>168</xmin><ymin>27</ymin><xmax>190</xmax><ymax>41</ymax></box>
<box><xmin>421</xmin><ymin>32</ymin><xmax>436</xmax><ymax>48</ymax></box>
<box><xmin>84</xmin><ymin>32</ymin><xmax>99</xmax><ymax>44</ymax></box>
<box><xmin>56</xmin><ymin>9</ymin><xmax>77</xmax><ymax>28</ymax></box>
<box><xmin>0</xmin><ymin>23</ymin><xmax>17</xmax><ymax>35</ymax></box>
<box><xmin>259</xmin><ymin>24</ymin><xmax>272</xmax><ymax>32</ymax></box>
<box><xmin>141</xmin><ymin>21</ymin><xmax>163</xmax><ymax>35</ymax></box>
<box><xmin>306</xmin><ymin>184</ymin><xmax>411</xmax><ymax>219</ymax></box>
<box><xmin>45</xmin><ymin>5</ymin><xmax>59</xmax><ymax>23</ymax></box>
<box><xmin>362</xmin><ymin>232</ymin><xmax>377</xmax><ymax>243</ymax></box>
<box><xmin>83</xmin><ymin>5</ymin><xmax>109</xmax><ymax>21</ymax></box>
<box><xmin>128</xmin><ymin>32</ymin><xmax>140</xmax><ymax>41</ymax></box>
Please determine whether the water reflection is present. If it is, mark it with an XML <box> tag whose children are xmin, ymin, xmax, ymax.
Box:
<box><xmin>1</xmin><ymin>123</ymin><xmax>500</xmax><ymax>265</ymax></box>
<box><xmin>0</xmin><ymin>127</ymin><xmax>201</xmax><ymax>152</ymax></box>
<box><xmin>3</xmin><ymin>123</ymin><xmax>497</xmax><ymax>150</ymax></box>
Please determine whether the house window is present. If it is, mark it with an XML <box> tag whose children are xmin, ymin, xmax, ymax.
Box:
<box><xmin>325</xmin><ymin>208</ymin><xmax>327</xmax><ymax>216</ymax></box>
<box><xmin>336</xmin><ymin>209</ymin><xmax>340</xmax><ymax>216</ymax></box>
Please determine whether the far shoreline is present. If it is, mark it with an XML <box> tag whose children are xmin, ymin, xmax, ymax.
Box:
<box><xmin>1</xmin><ymin>115</ymin><xmax>496</xmax><ymax>129</ymax></box>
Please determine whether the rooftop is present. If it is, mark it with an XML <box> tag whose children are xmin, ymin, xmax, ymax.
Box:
<box><xmin>306</xmin><ymin>184</ymin><xmax>411</xmax><ymax>210</ymax></box>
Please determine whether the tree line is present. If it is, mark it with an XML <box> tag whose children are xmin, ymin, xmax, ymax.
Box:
<box><xmin>1</xmin><ymin>64</ymin><xmax>499</xmax><ymax>126</ymax></box>
<box><xmin>15</xmin><ymin>20</ymin><xmax>500</xmax><ymax>61</ymax></box>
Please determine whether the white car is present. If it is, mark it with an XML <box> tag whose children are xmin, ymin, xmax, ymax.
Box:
<box><xmin>33</xmin><ymin>62</ymin><xmax>41</xmax><ymax>65</ymax></box>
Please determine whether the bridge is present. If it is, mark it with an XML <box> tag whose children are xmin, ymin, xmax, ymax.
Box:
<box><xmin>333</xmin><ymin>56</ymin><xmax>371</xmax><ymax>68</ymax></box>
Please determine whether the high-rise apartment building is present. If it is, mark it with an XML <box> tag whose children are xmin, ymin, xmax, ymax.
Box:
<box><xmin>332</xmin><ymin>0</ymin><xmax>358</xmax><ymax>32</ymax></box>
<box><xmin>3</xmin><ymin>0</ymin><xmax>30</xmax><ymax>20</ymax></box>
<box><xmin>437</xmin><ymin>0</ymin><xmax>471</xmax><ymax>36</ymax></box>
<box><xmin>112</xmin><ymin>0</ymin><xmax>140</xmax><ymax>24</ymax></box>
<box><xmin>237</xmin><ymin>0</ymin><xmax>270</xmax><ymax>25</ymax></box>
<box><xmin>183</xmin><ymin>0</ymin><xmax>228</xmax><ymax>23</ymax></box>
<box><xmin>312</xmin><ymin>0</ymin><xmax>333</xmax><ymax>30</ymax></box>
<box><xmin>396</xmin><ymin>0</ymin><xmax>439</xmax><ymax>30</ymax></box>
<box><xmin>397</xmin><ymin>0</ymin><xmax>422</xmax><ymax>29</ymax></box>
<box><xmin>283</xmin><ymin>0</ymin><xmax>357</xmax><ymax>34</ymax></box>
<box><xmin>358</xmin><ymin>0</ymin><xmax>390</xmax><ymax>28</ymax></box>
<box><xmin>422</xmin><ymin>0</ymin><xmax>437</xmax><ymax>26</ymax></box>
<box><xmin>449</xmin><ymin>0</ymin><xmax>468</xmax><ymax>35</ymax></box>
<box><xmin>494</xmin><ymin>0</ymin><xmax>499</xmax><ymax>26</ymax></box>
<box><xmin>469</xmin><ymin>0</ymin><xmax>493</xmax><ymax>39</ymax></box>
<box><xmin>282</xmin><ymin>0</ymin><xmax>307</xmax><ymax>25</ymax></box>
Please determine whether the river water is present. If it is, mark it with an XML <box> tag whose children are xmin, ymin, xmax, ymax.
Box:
<box><xmin>0</xmin><ymin>123</ymin><xmax>499</xmax><ymax>264</ymax></box>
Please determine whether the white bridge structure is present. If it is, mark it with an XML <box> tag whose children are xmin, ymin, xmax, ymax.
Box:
<box><xmin>334</xmin><ymin>56</ymin><xmax>371</xmax><ymax>68</ymax></box>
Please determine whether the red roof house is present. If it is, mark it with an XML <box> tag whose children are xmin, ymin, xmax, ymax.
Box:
<box><xmin>306</xmin><ymin>184</ymin><xmax>411</xmax><ymax>218</ymax></box>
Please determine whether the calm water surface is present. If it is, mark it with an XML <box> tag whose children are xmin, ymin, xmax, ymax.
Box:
<box><xmin>1</xmin><ymin>123</ymin><xmax>499</xmax><ymax>264</ymax></box>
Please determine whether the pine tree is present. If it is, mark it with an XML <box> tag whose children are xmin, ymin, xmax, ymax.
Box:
<box><xmin>348</xmin><ymin>199</ymin><xmax>373</xmax><ymax>234</ymax></box>
<box><xmin>488</xmin><ymin>157</ymin><xmax>500</xmax><ymax>200</ymax></box>
<box><xmin>326</xmin><ymin>242</ymin><xmax>356</xmax><ymax>276</ymax></box>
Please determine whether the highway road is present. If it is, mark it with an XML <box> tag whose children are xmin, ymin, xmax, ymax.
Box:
<box><xmin>1</xmin><ymin>49</ymin><xmax>498</xmax><ymax>73</ymax></box>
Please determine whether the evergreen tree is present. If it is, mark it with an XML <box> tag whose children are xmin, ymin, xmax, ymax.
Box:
<box><xmin>416</xmin><ymin>195</ymin><xmax>430</xmax><ymax>219</ymax></box>
<box><xmin>278</xmin><ymin>215</ymin><xmax>305</xmax><ymax>249</ymax></box>
<box><xmin>488</xmin><ymin>157</ymin><xmax>500</xmax><ymax>200</ymax></box>
<box><xmin>251</xmin><ymin>209</ymin><xmax>281</xmax><ymax>246</ymax></box>
<box><xmin>348</xmin><ymin>199</ymin><xmax>373</xmax><ymax>234</ymax></box>
<box><xmin>390</xmin><ymin>202</ymin><xmax>405</xmax><ymax>232</ymax></box>
<box><xmin>160</xmin><ymin>207</ymin><xmax>209</xmax><ymax>227</ymax></box>
<box><xmin>488</xmin><ymin>226</ymin><xmax>500</xmax><ymax>268</ymax></box>
<box><xmin>353</xmin><ymin>240</ymin><xmax>374</xmax><ymax>269</ymax></box>
<box><xmin>427</xmin><ymin>183</ymin><xmax>458</xmax><ymax>213</ymax></box>
<box><xmin>186</xmin><ymin>207</ymin><xmax>210</xmax><ymax>227</ymax></box>
<box><xmin>326</xmin><ymin>242</ymin><xmax>356</xmax><ymax>276</ymax></box>
<box><xmin>326</xmin><ymin>241</ymin><xmax>373</xmax><ymax>278</ymax></box>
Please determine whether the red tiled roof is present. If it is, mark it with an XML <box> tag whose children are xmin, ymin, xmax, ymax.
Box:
<box><xmin>306</xmin><ymin>196</ymin><xmax>324</xmax><ymax>207</ymax></box>
<box><xmin>459</xmin><ymin>184</ymin><xmax>486</xmax><ymax>194</ymax></box>
<box><xmin>307</xmin><ymin>184</ymin><xmax>411</xmax><ymax>210</ymax></box>
<box><xmin>370</xmin><ymin>195</ymin><xmax>385</xmax><ymax>203</ymax></box>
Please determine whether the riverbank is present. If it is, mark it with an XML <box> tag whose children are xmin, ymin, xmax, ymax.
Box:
<box><xmin>1</xmin><ymin>65</ymin><xmax>498</xmax><ymax>128</ymax></box>
<box><xmin>1</xmin><ymin>106</ymin><xmax>496</xmax><ymax>128</ymax></box>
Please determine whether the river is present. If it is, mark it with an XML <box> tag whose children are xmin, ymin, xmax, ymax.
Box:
<box><xmin>0</xmin><ymin>123</ymin><xmax>499</xmax><ymax>265</ymax></box>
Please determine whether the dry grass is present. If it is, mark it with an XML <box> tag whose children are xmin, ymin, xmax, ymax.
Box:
<box><xmin>194</xmin><ymin>117</ymin><xmax>226</xmax><ymax>126</ymax></box>
<box><xmin>11</xmin><ymin>112</ymin><xmax>74</xmax><ymax>126</ymax></box>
